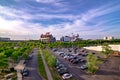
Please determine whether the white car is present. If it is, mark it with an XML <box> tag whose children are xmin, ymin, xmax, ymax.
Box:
<box><xmin>62</xmin><ymin>73</ymin><xmax>72</xmax><ymax>79</ymax></box>
<box><xmin>80</xmin><ymin>65</ymin><xmax>87</xmax><ymax>70</ymax></box>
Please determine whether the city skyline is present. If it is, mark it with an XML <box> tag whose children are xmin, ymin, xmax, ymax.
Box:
<box><xmin>0</xmin><ymin>0</ymin><xmax>120</xmax><ymax>40</ymax></box>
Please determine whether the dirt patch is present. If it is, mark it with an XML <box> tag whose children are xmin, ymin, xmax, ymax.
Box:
<box><xmin>83</xmin><ymin>56</ymin><xmax>120</xmax><ymax>80</ymax></box>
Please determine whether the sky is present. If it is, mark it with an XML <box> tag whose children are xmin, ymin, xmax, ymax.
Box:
<box><xmin>0</xmin><ymin>0</ymin><xmax>120</xmax><ymax>40</ymax></box>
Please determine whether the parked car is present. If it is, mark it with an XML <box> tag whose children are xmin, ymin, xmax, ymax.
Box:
<box><xmin>56</xmin><ymin>60</ymin><xmax>61</xmax><ymax>67</ymax></box>
<box><xmin>53</xmin><ymin>48</ymin><xmax>57</xmax><ymax>52</ymax></box>
<box><xmin>62</xmin><ymin>73</ymin><xmax>72</xmax><ymax>79</ymax></box>
<box><xmin>21</xmin><ymin>68</ymin><xmax>29</xmax><ymax>76</ymax></box>
<box><xmin>22</xmin><ymin>71</ymin><xmax>29</xmax><ymax>76</ymax></box>
<box><xmin>92</xmin><ymin>52</ymin><xmax>96</xmax><ymax>54</ymax></box>
<box><xmin>58</xmin><ymin>69</ymin><xmax>68</xmax><ymax>74</ymax></box>
<box><xmin>76</xmin><ymin>58</ymin><xmax>81</xmax><ymax>62</ymax></box>
<box><xmin>80</xmin><ymin>65</ymin><xmax>88</xmax><ymax>70</ymax></box>
<box><xmin>58</xmin><ymin>69</ymin><xmax>68</xmax><ymax>75</ymax></box>
<box><xmin>58</xmin><ymin>52</ymin><xmax>64</xmax><ymax>55</ymax></box>
<box><xmin>58</xmin><ymin>67</ymin><xmax>67</xmax><ymax>72</ymax></box>
<box><xmin>56</xmin><ymin>64</ymin><xmax>64</xmax><ymax>69</ymax></box>
<box><xmin>73</xmin><ymin>56</ymin><xmax>78</xmax><ymax>59</ymax></box>
<box><xmin>78</xmin><ymin>53</ymin><xmax>82</xmax><ymax>55</ymax></box>
<box><xmin>64</xmin><ymin>55</ymin><xmax>69</xmax><ymax>59</ymax></box>
<box><xmin>72</xmin><ymin>59</ymin><xmax>79</xmax><ymax>64</ymax></box>
<box><xmin>82</xmin><ymin>54</ymin><xmax>88</xmax><ymax>57</ymax></box>
<box><xmin>27</xmin><ymin>54</ymin><xmax>33</xmax><ymax>60</ymax></box>
<box><xmin>70</xmin><ymin>58</ymin><xmax>74</xmax><ymax>63</ymax></box>
<box><xmin>59</xmin><ymin>53</ymin><xmax>65</xmax><ymax>57</ymax></box>
<box><xmin>80</xmin><ymin>59</ymin><xmax>86</xmax><ymax>63</ymax></box>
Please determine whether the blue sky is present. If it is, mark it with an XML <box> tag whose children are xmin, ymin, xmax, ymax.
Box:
<box><xmin>0</xmin><ymin>0</ymin><xmax>120</xmax><ymax>40</ymax></box>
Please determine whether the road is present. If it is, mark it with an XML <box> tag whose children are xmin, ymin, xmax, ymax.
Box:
<box><xmin>23</xmin><ymin>49</ymin><xmax>43</xmax><ymax>80</ymax></box>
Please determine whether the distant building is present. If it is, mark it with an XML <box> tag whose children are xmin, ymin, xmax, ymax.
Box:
<box><xmin>60</xmin><ymin>36</ymin><xmax>71</xmax><ymax>42</ymax></box>
<box><xmin>103</xmin><ymin>36</ymin><xmax>114</xmax><ymax>40</ymax></box>
<box><xmin>71</xmin><ymin>33</ymin><xmax>82</xmax><ymax>42</ymax></box>
<box><xmin>40</xmin><ymin>32</ymin><xmax>56</xmax><ymax>42</ymax></box>
<box><xmin>0</xmin><ymin>37</ymin><xmax>10</xmax><ymax>41</ymax></box>
<box><xmin>60</xmin><ymin>34</ymin><xmax>82</xmax><ymax>42</ymax></box>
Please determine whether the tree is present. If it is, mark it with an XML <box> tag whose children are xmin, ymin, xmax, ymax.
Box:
<box><xmin>102</xmin><ymin>43</ymin><xmax>112</xmax><ymax>58</ymax></box>
<box><xmin>86</xmin><ymin>53</ymin><xmax>99</xmax><ymax>74</ymax></box>
<box><xmin>4</xmin><ymin>48</ymin><xmax>14</xmax><ymax>57</ymax></box>
<box><xmin>11</xmin><ymin>51</ymin><xmax>19</xmax><ymax>62</ymax></box>
<box><xmin>0</xmin><ymin>52</ymin><xmax>8</xmax><ymax>73</ymax></box>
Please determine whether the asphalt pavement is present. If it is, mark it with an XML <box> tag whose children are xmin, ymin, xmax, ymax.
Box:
<box><xmin>23</xmin><ymin>49</ymin><xmax>43</xmax><ymax>80</ymax></box>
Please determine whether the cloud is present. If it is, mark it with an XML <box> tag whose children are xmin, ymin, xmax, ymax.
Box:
<box><xmin>80</xmin><ymin>2</ymin><xmax>120</xmax><ymax>22</ymax></box>
<box><xmin>0</xmin><ymin>5</ymin><xmax>78</xmax><ymax>22</ymax></box>
<box><xmin>0</xmin><ymin>14</ymin><xmax>89</xmax><ymax>40</ymax></box>
<box><xmin>35</xmin><ymin>0</ymin><xmax>58</xmax><ymax>3</ymax></box>
<box><xmin>0</xmin><ymin>6</ymin><xmax>31</xmax><ymax>21</ymax></box>
<box><xmin>35</xmin><ymin>0</ymin><xmax>62</xmax><ymax>6</ymax></box>
<box><xmin>0</xmin><ymin>1</ymin><xmax>120</xmax><ymax>40</ymax></box>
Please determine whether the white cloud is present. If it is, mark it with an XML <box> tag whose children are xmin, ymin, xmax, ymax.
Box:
<box><xmin>35</xmin><ymin>0</ymin><xmax>60</xmax><ymax>3</ymax></box>
<box><xmin>0</xmin><ymin>2</ymin><xmax>120</xmax><ymax>40</ymax></box>
<box><xmin>81</xmin><ymin>4</ymin><xmax>120</xmax><ymax>22</ymax></box>
<box><xmin>0</xmin><ymin>6</ymin><xmax>31</xmax><ymax>21</ymax></box>
<box><xmin>0</xmin><ymin>5</ymin><xmax>78</xmax><ymax>21</ymax></box>
<box><xmin>0</xmin><ymin>14</ymin><xmax>90</xmax><ymax>40</ymax></box>
<box><xmin>35</xmin><ymin>0</ymin><xmax>65</xmax><ymax>7</ymax></box>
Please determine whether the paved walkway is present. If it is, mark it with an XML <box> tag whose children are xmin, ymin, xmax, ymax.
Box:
<box><xmin>40</xmin><ymin>49</ymin><xmax>53</xmax><ymax>80</ymax></box>
<box><xmin>23</xmin><ymin>49</ymin><xmax>43</xmax><ymax>80</ymax></box>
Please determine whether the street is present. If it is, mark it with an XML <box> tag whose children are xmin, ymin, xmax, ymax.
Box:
<box><xmin>23</xmin><ymin>49</ymin><xmax>43</xmax><ymax>80</ymax></box>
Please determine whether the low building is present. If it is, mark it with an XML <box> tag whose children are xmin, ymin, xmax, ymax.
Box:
<box><xmin>0</xmin><ymin>37</ymin><xmax>10</xmax><ymax>41</ymax></box>
<box><xmin>60</xmin><ymin>34</ymin><xmax>82</xmax><ymax>42</ymax></box>
<box><xmin>60</xmin><ymin>36</ymin><xmax>71</xmax><ymax>42</ymax></box>
<box><xmin>103</xmin><ymin>36</ymin><xmax>114</xmax><ymax>40</ymax></box>
<box><xmin>40</xmin><ymin>32</ymin><xmax>56</xmax><ymax>42</ymax></box>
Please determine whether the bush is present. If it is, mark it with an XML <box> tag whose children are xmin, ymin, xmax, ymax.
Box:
<box><xmin>42</xmin><ymin>49</ymin><xmax>61</xmax><ymax>80</ymax></box>
<box><xmin>86</xmin><ymin>53</ymin><xmax>99</xmax><ymax>74</ymax></box>
<box><xmin>38</xmin><ymin>52</ymin><xmax>47</xmax><ymax>80</ymax></box>
<box><xmin>43</xmin><ymin>50</ymin><xmax>57</xmax><ymax>67</ymax></box>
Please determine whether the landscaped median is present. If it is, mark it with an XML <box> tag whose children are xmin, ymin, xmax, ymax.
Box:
<box><xmin>42</xmin><ymin>49</ymin><xmax>61</xmax><ymax>80</ymax></box>
<box><xmin>38</xmin><ymin>51</ymin><xmax>47</xmax><ymax>80</ymax></box>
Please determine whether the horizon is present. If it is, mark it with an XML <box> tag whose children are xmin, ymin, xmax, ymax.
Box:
<box><xmin>0</xmin><ymin>0</ymin><xmax>120</xmax><ymax>40</ymax></box>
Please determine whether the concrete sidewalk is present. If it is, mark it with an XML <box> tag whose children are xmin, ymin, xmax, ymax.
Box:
<box><xmin>40</xmin><ymin>50</ymin><xmax>53</xmax><ymax>80</ymax></box>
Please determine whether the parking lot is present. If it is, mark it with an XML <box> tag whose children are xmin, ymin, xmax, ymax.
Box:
<box><xmin>52</xmin><ymin>48</ymin><xmax>120</xmax><ymax>80</ymax></box>
<box><xmin>52</xmin><ymin>48</ymin><xmax>90</xmax><ymax>80</ymax></box>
